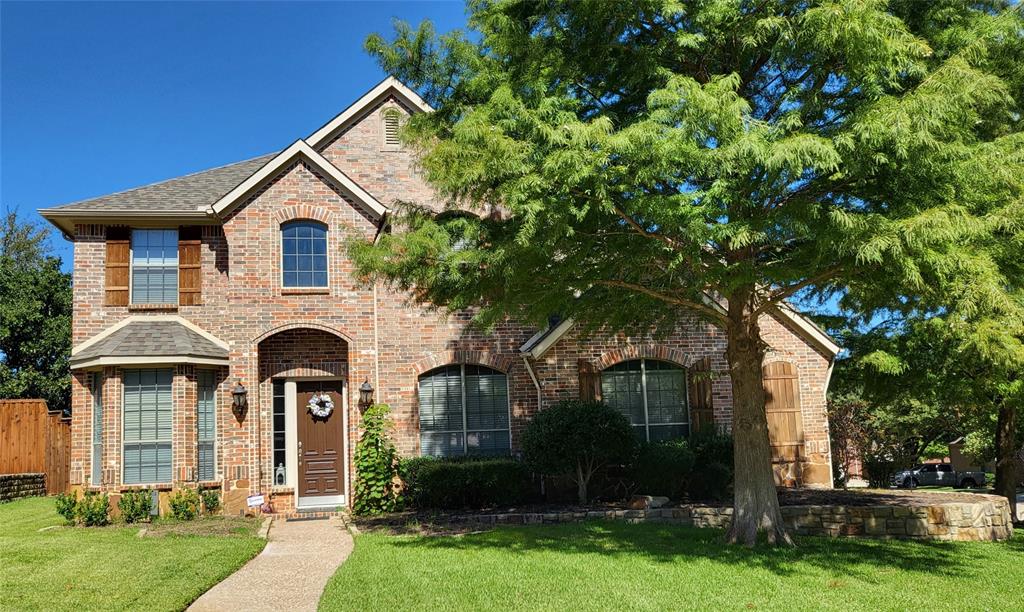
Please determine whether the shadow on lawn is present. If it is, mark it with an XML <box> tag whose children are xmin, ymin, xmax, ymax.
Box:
<box><xmin>389</xmin><ymin>521</ymin><xmax>1002</xmax><ymax>579</ymax></box>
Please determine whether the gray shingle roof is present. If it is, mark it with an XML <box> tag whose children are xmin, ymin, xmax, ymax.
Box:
<box><xmin>43</xmin><ymin>154</ymin><xmax>275</xmax><ymax>213</ymax></box>
<box><xmin>71</xmin><ymin>319</ymin><xmax>229</xmax><ymax>365</ymax></box>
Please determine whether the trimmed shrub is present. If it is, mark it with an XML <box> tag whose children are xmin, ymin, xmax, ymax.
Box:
<box><xmin>55</xmin><ymin>492</ymin><xmax>77</xmax><ymax>525</ymax></box>
<box><xmin>201</xmin><ymin>489</ymin><xmax>221</xmax><ymax>515</ymax></box>
<box><xmin>685</xmin><ymin>430</ymin><xmax>734</xmax><ymax>501</ymax></box>
<box><xmin>169</xmin><ymin>488</ymin><xmax>201</xmax><ymax>520</ymax></box>
<box><xmin>76</xmin><ymin>491</ymin><xmax>110</xmax><ymax>527</ymax></box>
<box><xmin>632</xmin><ymin>440</ymin><xmax>695</xmax><ymax>499</ymax></box>
<box><xmin>353</xmin><ymin>404</ymin><xmax>400</xmax><ymax>515</ymax></box>
<box><xmin>400</xmin><ymin>456</ymin><xmax>531</xmax><ymax>509</ymax></box>
<box><xmin>118</xmin><ymin>490</ymin><xmax>152</xmax><ymax>523</ymax></box>
<box><xmin>521</xmin><ymin>399</ymin><xmax>637</xmax><ymax>504</ymax></box>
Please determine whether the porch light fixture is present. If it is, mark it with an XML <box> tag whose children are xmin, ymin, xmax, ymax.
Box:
<box><xmin>231</xmin><ymin>381</ymin><xmax>248</xmax><ymax>420</ymax></box>
<box><xmin>358</xmin><ymin>379</ymin><xmax>374</xmax><ymax>410</ymax></box>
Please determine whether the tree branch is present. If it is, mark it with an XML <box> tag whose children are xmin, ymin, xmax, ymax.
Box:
<box><xmin>755</xmin><ymin>266</ymin><xmax>842</xmax><ymax>315</ymax></box>
<box><xmin>595</xmin><ymin>279</ymin><xmax>727</xmax><ymax>324</ymax></box>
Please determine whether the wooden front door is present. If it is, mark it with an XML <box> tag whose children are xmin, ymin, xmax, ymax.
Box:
<box><xmin>296</xmin><ymin>381</ymin><xmax>344</xmax><ymax>498</ymax></box>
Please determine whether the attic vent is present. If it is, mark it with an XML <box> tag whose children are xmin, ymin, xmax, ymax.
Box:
<box><xmin>382</xmin><ymin>109</ymin><xmax>402</xmax><ymax>149</ymax></box>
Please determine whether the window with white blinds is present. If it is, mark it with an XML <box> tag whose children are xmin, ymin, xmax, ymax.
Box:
<box><xmin>197</xmin><ymin>370</ymin><xmax>216</xmax><ymax>481</ymax></box>
<box><xmin>131</xmin><ymin>229</ymin><xmax>178</xmax><ymax>304</ymax></box>
<box><xmin>122</xmin><ymin>369</ymin><xmax>173</xmax><ymax>484</ymax></box>
<box><xmin>601</xmin><ymin>359</ymin><xmax>689</xmax><ymax>442</ymax></box>
<box><xmin>91</xmin><ymin>373</ymin><xmax>103</xmax><ymax>485</ymax></box>
<box><xmin>418</xmin><ymin>364</ymin><xmax>510</xmax><ymax>457</ymax></box>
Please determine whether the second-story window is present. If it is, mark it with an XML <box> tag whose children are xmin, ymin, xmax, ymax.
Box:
<box><xmin>282</xmin><ymin>220</ymin><xmax>328</xmax><ymax>288</ymax></box>
<box><xmin>131</xmin><ymin>229</ymin><xmax>178</xmax><ymax>304</ymax></box>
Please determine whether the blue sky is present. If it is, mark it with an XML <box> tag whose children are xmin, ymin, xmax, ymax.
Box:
<box><xmin>1</xmin><ymin>1</ymin><xmax>468</xmax><ymax>270</ymax></box>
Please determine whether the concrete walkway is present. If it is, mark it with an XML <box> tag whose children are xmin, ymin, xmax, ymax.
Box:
<box><xmin>190</xmin><ymin>516</ymin><xmax>353</xmax><ymax>612</ymax></box>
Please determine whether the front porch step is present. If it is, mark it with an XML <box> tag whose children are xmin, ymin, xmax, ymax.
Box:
<box><xmin>274</xmin><ymin>509</ymin><xmax>349</xmax><ymax>522</ymax></box>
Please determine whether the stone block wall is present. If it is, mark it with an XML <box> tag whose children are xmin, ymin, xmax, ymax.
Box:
<box><xmin>0</xmin><ymin>473</ymin><xmax>46</xmax><ymax>502</ymax></box>
<box><xmin>441</xmin><ymin>496</ymin><xmax>1014</xmax><ymax>542</ymax></box>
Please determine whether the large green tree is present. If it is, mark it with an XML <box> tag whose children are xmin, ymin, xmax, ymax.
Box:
<box><xmin>840</xmin><ymin>310</ymin><xmax>1023</xmax><ymax>515</ymax></box>
<box><xmin>0</xmin><ymin>211</ymin><xmax>72</xmax><ymax>414</ymax></box>
<box><xmin>353</xmin><ymin>1</ymin><xmax>1024</xmax><ymax>544</ymax></box>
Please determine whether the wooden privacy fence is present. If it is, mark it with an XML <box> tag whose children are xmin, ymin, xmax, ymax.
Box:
<box><xmin>0</xmin><ymin>399</ymin><xmax>70</xmax><ymax>494</ymax></box>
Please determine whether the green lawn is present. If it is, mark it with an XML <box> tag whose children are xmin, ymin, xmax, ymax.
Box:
<box><xmin>322</xmin><ymin>522</ymin><xmax>1024</xmax><ymax>611</ymax></box>
<box><xmin>0</xmin><ymin>496</ymin><xmax>265</xmax><ymax>611</ymax></box>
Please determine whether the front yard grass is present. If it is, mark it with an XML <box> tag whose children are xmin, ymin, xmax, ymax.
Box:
<box><xmin>0</xmin><ymin>496</ymin><xmax>265</xmax><ymax>611</ymax></box>
<box><xmin>321</xmin><ymin>521</ymin><xmax>1024</xmax><ymax>611</ymax></box>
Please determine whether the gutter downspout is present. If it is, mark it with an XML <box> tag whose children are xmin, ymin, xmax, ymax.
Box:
<box><xmin>823</xmin><ymin>358</ymin><xmax>836</xmax><ymax>489</ymax></box>
<box><xmin>521</xmin><ymin>355</ymin><xmax>544</xmax><ymax>496</ymax></box>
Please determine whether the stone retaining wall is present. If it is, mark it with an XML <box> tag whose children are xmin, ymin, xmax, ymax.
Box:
<box><xmin>0</xmin><ymin>473</ymin><xmax>46</xmax><ymax>502</ymax></box>
<box><xmin>444</xmin><ymin>495</ymin><xmax>1014</xmax><ymax>542</ymax></box>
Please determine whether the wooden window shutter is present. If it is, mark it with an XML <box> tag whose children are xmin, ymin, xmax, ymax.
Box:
<box><xmin>104</xmin><ymin>227</ymin><xmax>130</xmax><ymax>306</ymax></box>
<box><xmin>178</xmin><ymin>226</ymin><xmax>202</xmax><ymax>306</ymax></box>
<box><xmin>687</xmin><ymin>356</ymin><xmax>714</xmax><ymax>433</ymax></box>
<box><xmin>578</xmin><ymin>360</ymin><xmax>600</xmax><ymax>402</ymax></box>
<box><xmin>762</xmin><ymin>361</ymin><xmax>804</xmax><ymax>484</ymax></box>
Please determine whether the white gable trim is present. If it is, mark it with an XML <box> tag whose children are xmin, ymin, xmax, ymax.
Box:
<box><xmin>306</xmin><ymin>76</ymin><xmax>433</xmax><ymax>148</ymax></box>
<box><xmin>520</xmin><ymin>303</ymin><xmax>839</xmax><ymax>360</ymax></box>
<box><xmin>71</xmin><ymin>315</ymin><xmax>230</xmax><ymax>356</ymax></box>
<box><xmin>208</xmin><ymin>140</ymin><xmax>388</xmax><ymax>220</ymax></box>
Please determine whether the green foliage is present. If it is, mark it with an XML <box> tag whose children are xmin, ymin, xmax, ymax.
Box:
<box><xmin>76</xmin><ymin>491</ymin><xmax>110</xmax><ymax>527</ymax></box>
<box><xmin>631</xmin><ymin>440</ymin><xmax>695</xmax><ymax>500</ymax></box>
<box><xmin>118</xmin><ymin>490</ymin><xmax>152</xmax><ymax>524</ymax></box>
<box><xmin>399</xmin><ymin>456</ymin><xmax>531</xmax><ymax>509</ymax></box>
<box><xmin>168</xmin><ymin>488</ymin><xmax>201</xmax><ymax>521</ymax></box>
<box><xmin>353</xmin><ymin>404</ymin><xmax>400</xmax><ymax>516</ymax></box>
<box><xmin>54</xmin><ymin>492</ymin><xmax>77</xmax><ymax>525</ymax></box>
<box><xmin>201</xmin><ymin>489</ymin><xmax>221</xmax><ymax>515</ymax></box>
<box><xmin>521</xmin><ymin>400</ymin><xmax>636</xmax><ymax>503</ymax></box>
<box><xmin>685</xmin><ymin>430</ymin><xmax>735</xmax><ymax>501</ymax></box>
<box><xmin>355</xmin><ymin>1</ymin><xmax>1024</xmax><ymax>539</ymax></box>
<box><xmin>0</xmin><ymin>211</ymin><xmax>72</xmax><ymax>414</ymax></box>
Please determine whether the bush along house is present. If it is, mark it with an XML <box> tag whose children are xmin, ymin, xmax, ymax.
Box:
<box><xmin>41</xmin><ymin>78</ymin><xmax>840</xmax><ymax>515</ymax></box>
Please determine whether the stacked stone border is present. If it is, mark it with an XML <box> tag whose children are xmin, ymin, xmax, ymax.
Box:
<box><xmin>438</xmin><ymin>496</ymin><xmax>1014</xmax><ymax>542</ymax></box>
<box><xmin>0</xmin><ymin>473</ymin><xmax>46</xmax><ymax>502</ymax></box>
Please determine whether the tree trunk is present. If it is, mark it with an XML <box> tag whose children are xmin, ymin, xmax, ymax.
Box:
<box><xmin>994</xmin><ymin>403</ymin><xmax>1017</xmax><ymax>520</ymax></box>
<box><xmin>576</xmin><ymin>460</ymin><xmax>588</xmax><ymax>505</ymax></box>
<box><xmin>724</xmin><ymin>288</ymin><xmax>795</xmax><ymax>547</ymax></box>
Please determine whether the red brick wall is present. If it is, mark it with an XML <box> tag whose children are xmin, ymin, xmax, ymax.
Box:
<box><xmin>67</xmin><ymin>96</ymin><xmax>835</xmax><ymax>512</ymax></box>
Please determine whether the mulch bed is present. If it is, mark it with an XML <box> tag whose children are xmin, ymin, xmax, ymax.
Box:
<box><xmin>354</xmin><ymin>488</ymin><xmax>1003</xmax><ymax>535</ymax></box>
<box><xmin>141</xmin><ymin>515</ymin><xmax>261</xmax><ymax>538</ymax></box>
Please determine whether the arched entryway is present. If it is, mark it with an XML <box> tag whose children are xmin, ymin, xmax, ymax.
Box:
<box><xmin>257</xmin><ymin>326</ymin><xmax>349</xmax><ymax>511</ymax></box>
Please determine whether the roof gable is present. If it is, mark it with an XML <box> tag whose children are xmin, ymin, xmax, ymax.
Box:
<box><xmin>307</xmin><ymin>76</ymin><xmax>432</xmax><ymax>149</ymax></box>
<box><xmin>208</xmin><ymin>140</ymin><xmax>387</xmax><ymax>220</ymax></box>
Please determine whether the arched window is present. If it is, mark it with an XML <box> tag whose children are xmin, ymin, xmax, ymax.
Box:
<box><xmin>381</xmin><ymin>108</ymin><xmax>402</xmax><ymax>149</ymax></box>
<box><xmin>281</xmin><ymin>220</ymin><xmax>327</xmax><ymax>288</ymax></box>
<box><xmin>601</xmin><ymin>359</ymin><xmax>689</xmax><ymax>442</ymax></box>
<box><xmin>418</xmin><ymin>364</ymin><xmax>510</xmax><ymax>457</ymax></box>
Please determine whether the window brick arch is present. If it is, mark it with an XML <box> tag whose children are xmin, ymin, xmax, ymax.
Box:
<box><xmin>411</xmin><ymin>350</ymin><xmax>514</xmax><ymax>376</ymax></box>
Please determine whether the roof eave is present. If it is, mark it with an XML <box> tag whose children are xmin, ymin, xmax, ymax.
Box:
<box><xmin>39</xmin><ymin>209</ymin><xmax>216</xmax><ymax>238</ymax></box>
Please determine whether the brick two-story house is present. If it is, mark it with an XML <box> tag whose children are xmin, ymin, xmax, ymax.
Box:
<box><xmin>41</xmin><ymin>77</ymin><xmax>839</xmax><ymax>515</ymax></box>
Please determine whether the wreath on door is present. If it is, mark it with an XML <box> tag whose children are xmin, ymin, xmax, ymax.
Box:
<box><xmin>307</xmin><ymin>392</ymin><xmax>335</xmax><ymax>418</ymax></box>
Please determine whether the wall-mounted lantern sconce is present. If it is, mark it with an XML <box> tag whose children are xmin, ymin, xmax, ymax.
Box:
<box><xmin>358</xmin><ymin>379</ymin><xmax>374</xmax><ymax>410</ymax></box>
<box><xmin>231</xmin><ymin>381</ymin><xmax>248</xmax><ymax>420</ymax></box>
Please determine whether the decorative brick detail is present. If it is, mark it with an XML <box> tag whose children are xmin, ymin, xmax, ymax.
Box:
<box><xmin>412</xmin><ymin>350</ymin><xmax>516</xmax><ymax>375</ymax></box>
<box><xmin>273</xmin><ymin>204</ymin><xmax>334</xmax><ymax>226</ymax></box>
<box><xmin>590</xmin><ymin>344</ymin><xmax>695</xmax><ymax>370</ymax></box>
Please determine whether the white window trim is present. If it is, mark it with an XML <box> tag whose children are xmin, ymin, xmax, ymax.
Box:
<box><xmin>129</xmin><ymin>228</ymin><xmax>179</xmax><ymax>306</ymax></box>
<box><xmin>419</xmin><ymin>364</ymin><xmax>513</xmax><ymax>456</ymax></box>
<box><xmin>605</xmin><ymin>358</ymin><xmax>690</xmax><ymax>442</ymax></box>
<box><xmin>279</xmin><ymin>220</ymin><xmax>330</xmax><ymax>290</ymax></box>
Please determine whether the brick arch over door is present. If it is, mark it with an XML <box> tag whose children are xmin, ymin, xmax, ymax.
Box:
<box><xmin>252</xmin><ymin>321</ymin><xmax>354</xmax><ymax>346</ymax></box>
<box><xmin>257</xmin><ymin>327</ymin><xmax>349</xmax><ymax>380</ymax></box>
<box><xmin>412</xmin><ymin>350</ymin><xmax>515</xmax><ymax>376</ymax></box>
<box><xmin>763</xmin><ymin>360</ymin><xmax>805</xmax><ymax>486</ymax></box>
